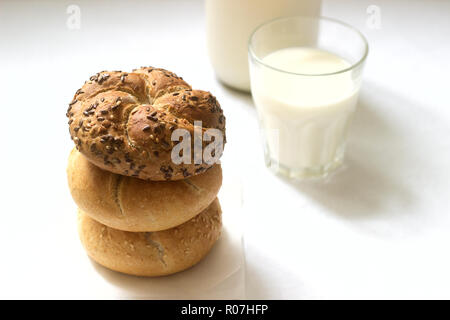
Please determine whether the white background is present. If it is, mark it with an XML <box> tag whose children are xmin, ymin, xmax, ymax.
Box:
<box><xmin>1</xmin><ymin>0</ymin><xmax>450</xmax><ymax>299</ymax></box>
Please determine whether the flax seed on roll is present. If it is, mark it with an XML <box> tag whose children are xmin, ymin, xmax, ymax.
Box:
<box><xmin>66</xmin><ymin>67</ymin><xmax>226</xmax><ymax>181</ymax></box>
<box><xmin>67</xmin><ymin>149</ymin><xmax>222</xmax><ymax>232</ymax></box>
<box><xmin>78</xmin><ymin>199</ymin><xmax>222</xmax><ymax>277</ymax></box>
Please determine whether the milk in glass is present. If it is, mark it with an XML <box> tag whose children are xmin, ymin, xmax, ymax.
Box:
<box><xmin>250</xmin><ymin>47</ymin><xmax>360</xmax><ymax>175</ymax></box>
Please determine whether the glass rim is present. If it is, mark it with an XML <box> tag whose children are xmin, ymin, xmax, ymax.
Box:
<box><xmin>248</xmin><ymin>15</ymin><xmax>369</xmax><ymax>77</ymax></box>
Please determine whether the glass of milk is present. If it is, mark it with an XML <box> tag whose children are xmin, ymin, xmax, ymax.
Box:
<box><xmin>249</xmin><ymin>16</ymin><xmax>368</xmax><ymax>179</ymax></box>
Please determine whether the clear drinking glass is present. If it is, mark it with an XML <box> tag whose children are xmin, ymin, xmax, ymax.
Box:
<box><xmin>249</xmin><ymin>16</ymin><xmax>368</xmax><ymax>179</ymax></box>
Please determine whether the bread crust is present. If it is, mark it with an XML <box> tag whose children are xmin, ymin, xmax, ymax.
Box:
<box><xmin>67</xmin><ymin>149</ymin><xmax>222</xmax><ymax>232</ymax></box>
<box><xmin>77</xmin><ymin>199</ymin><xmax>222</xmax><ymax>277</ymax></box>
<box><xmin>66</xmin><ymin>67</ymin><xmax>226</xmax><ymax>181</ymax></box>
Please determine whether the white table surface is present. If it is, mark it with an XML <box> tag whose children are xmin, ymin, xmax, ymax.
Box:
<box><xmin>1</xmin><ymin>0</ymin><xmax>450</xmax><ymax>299</ymax></box>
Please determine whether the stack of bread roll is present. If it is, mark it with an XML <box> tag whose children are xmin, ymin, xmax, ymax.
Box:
<box><xmin>66</xmin><ymin>67</ymin><xmax>226</xmax><ymax>276</ymax></box>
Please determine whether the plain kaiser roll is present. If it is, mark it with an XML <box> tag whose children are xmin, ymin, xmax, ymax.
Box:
<box><xmin>67</xmin><ymin>149</ymin><xmax>222</xmax><ymax>232</ymax></box>
<box><xmin>78</xmin><ymin>199</ymin><xmax>222</xmax><ymax>277</ymax></box>
<box><xmin>66</xmin><ymin>66</ymin><xmax>226</xmax><ymax>181</ymax></box>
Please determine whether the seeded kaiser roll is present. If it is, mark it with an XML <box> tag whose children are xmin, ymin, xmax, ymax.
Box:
<box><xmin>67</xmin><ymin>149</ymin><xmax>222</xmax><ymax>232</ymax></box>
<box><xmin>66</xmin><ymin>66</ymin><xmax>226</xmax><ymax>181</ymax></box>
<box><xmin>78</xmin><ymin>199</ymin><xmax>222</xmax><ymax>277</ymax></box>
